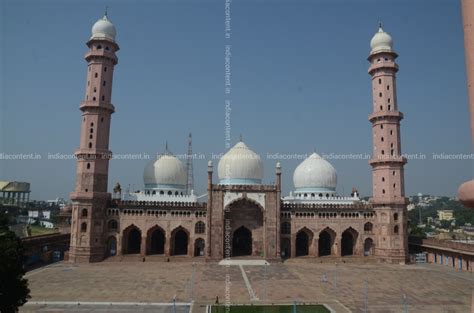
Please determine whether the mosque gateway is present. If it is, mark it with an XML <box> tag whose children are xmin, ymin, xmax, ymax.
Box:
<box><xmin>68</xmin><ymin>15</ymin><xmax>408</xmax><ymax>264</ymax></box>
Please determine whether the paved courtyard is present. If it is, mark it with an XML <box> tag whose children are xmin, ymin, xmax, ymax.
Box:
<box><xmin>21</xmin><ymin>260</ymin><xmax>474</xmax><ymax>313</ymax></box>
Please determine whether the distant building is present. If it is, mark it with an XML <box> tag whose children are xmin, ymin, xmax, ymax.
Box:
<box><xmin>0</xmin><ymin>181</ymin><xmax>31</xmax><ymax>208</ymax></box>
<box><xmin>437</xmin><ymin>210</ymin><xmax>454</xmax><ymax>221</ymax></box>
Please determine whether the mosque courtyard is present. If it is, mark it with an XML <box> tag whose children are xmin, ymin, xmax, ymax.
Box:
<box><xmin>21</xmin><ymin>259</ymin><xmax>473</xmax><ymax>313</ymax></box>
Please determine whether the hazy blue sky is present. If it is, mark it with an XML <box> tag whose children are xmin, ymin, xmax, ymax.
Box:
<box><xmin>0</xmin><ymin>0</ymin><xmax>472</xmax><ymax>200</ymax></box>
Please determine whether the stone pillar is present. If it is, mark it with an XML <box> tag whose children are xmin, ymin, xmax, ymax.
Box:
<box><xmin>334</xmin><ymin>235</ymin><xmax>341</xmax><ymax>257</ymax></box>
<box><xmin>290</xmin><ymin>233</ymin><xmax>296</xmax><ymax>258</ymax></box>
<box><xmin>116</xmin><ymin>234</ymin><xmax>122</xmax><ymax>256</ymax></box>
<box><xmin>165</xmin><ymin>234</ymin><xmax>171</xmax><ymax>257</ymax></box>
<box><xmin>140</xmin><ymin>236</ymin><xmax>146</xmax><ymax>257</ymax></box>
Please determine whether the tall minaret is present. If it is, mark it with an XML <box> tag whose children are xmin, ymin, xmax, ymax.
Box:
<box><xmin>368</xmin><ymin>24</ymin><xmax>408</xmax><ymax>264</ymax></box>
<box><xmin>69</xmin><ymin>13</ymin><xmax>119</xmax><ymax>263</ymax></box>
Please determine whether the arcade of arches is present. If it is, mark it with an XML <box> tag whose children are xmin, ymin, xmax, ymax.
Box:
<box><xmin>114</xmin><ymin>223</ymin><xmax>206</xmax><ymax>257</ymax></box>
<box><xmin>282</xmin><ymin>226</ymin><xmax>375</xmax><ymax>258</ymax></box>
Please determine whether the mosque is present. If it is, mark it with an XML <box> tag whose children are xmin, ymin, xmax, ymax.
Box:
<box><xmin>67</xmin><ymin>14</ymin><xmax>408</xmax><ymax>264</ymax></box>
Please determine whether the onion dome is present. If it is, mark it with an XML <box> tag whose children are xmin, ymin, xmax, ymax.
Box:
<box><xmin>91</xmin><ymin>14</ymin><xmax>116</xmax><ymax>42</ymax></box>
<box><xmin>143</xmin><ymin>151</ymin><xmax>186</xmax><ymax>192</ymax></box>
<box><xmin>293</xmin><ymin>152</ymin><xmax>337</xmax><ymax>194</ymax></box>
<box><xmin>370</xmin><ymin>23</ymin><xmax>393</xmax><ymax>55</ymax></box>
<box><xmin>218</xmin><ymin>141</ymin><xmax>263</xmax><ymax>185</ymax></box>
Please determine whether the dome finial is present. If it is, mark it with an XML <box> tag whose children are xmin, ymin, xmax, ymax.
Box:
<box><xmin>378</xmin><ymin>20</ymin><xmax>383</xmax><ymax>31</ymax></box>
<box><xmin>239</xmin><ymin>134</ymin><xmax>243</xmax><ymax>142</ymax></box>
<box><xmin>104</xmin><ymin>6</ymin><xmax>108</xmax><ymax>18</ymax></box>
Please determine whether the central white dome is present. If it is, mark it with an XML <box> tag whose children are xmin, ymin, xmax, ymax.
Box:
<box><xmin>218</xmin><ymin>141</ymin><xmax>263</xmax><ymax>185</ymax></box>
<box><xmin>143</xmin><ymin>153</ymin><xmax>186</xmax><ymax>191</ymax></box>
<box><xmin>91</xmin><ymin>15</ymin><xmax>116</xmax><ymax>42</ymax></box>
<box><xmin>293</xmin><ymin>152</ymin><xmax>337</xmax><ymax>193</ymax></box>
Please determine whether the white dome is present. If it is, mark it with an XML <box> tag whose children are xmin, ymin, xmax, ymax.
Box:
<box><xmin>143</xmin><ymin>153</ymin><xmax>186</xmax><ymax>191</ymax></box>
<box><xmin>370</xmin><ymin>25</ymin><xmax>393</xmax><ymax>54</ymax></box>
<box><xmin>91</xmin><ymin>15</ymin><xmax>116</xmax><ymax>42</ymax></box>
<box><xmin>293</xmin><ymin>152</ymin><xmax>337</xmax><ymax>193</ymax></box>
<box><xmin>218</xmin><ymin>141</ymin><xmax>263</xmax><ymax>185</ymax></box>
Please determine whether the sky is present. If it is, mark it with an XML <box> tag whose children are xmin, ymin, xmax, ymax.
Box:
<box><xmin>0</xmin><ymin>0</ymin><xmax>473</xmax><ymax>201</ymax></box>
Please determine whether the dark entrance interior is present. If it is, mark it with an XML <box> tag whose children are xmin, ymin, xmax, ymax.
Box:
<box><xmin>318</xmin><ymin>230</ymin><xmax>332</xmax><ymax>256</ymax></box>
<box><xmin>149</xmin><ymin>229</ymin><xmax>165</xmax><ymax>255</ymax></box>
<box><xmin>172</xmin><ymin>229</ymin><xmax>188</xmax><ymax>255</ymax></box>
<box><xmin>341</xmin><ymin>230</ymin><xmax>355</xmax><ymax>256</ymax></box>
<box><xmin>364</xmin><ymin>238</ymin><xmax>373</xmax><ymax>256</ymax></box>
<box><xmin>127</xmin><ymin>228</ymin><xmax>141</xmax><ymax>254</ymax></box>
<box><xmin>281</xmin><ymin>238</ymin><xmax>291</xmax><ymax>259</ymax></box>
<box><xmin>107</xmin><ymin>236</ymin><xmax>117</xmax><ymax>256</ymax></box>
<box><xmin>194</xmin><ymin>238</ymin><xmax>205</xmax><ymax>257</ymax></box>
<box><xmin>232</xmin><ymin>227</ymin><xmax>252</xmax><ymax>256</ymax></box>
<box><xmin>295</xmin><ymin>231</ymin><xmax>309</xmax><ymax>256</ymax></box>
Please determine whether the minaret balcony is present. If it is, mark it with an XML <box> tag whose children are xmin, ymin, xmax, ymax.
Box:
<box><xmin>369</xmin><ymin>155</ymin><xmax>407</xmax><ymax>166</ymax></box>
<box><xmin>369</xmin><ymin>111</ymin><xmax>403</xmax><ymax>123</ymax></box>
<box><xmin>74</xmin><ymin>148</ymin><xmax>113</xmax><ymax>159</ymax></box>
<box><xmin>85</xmin><ymin>50</ymin><xmax>118</xmax><ymax>64</ymax></box>
<box><xmin>368</xmin><ymin>61</ymin><xmax>399</xmax><ymax>74</ymax></box>
<box><xmin>369</xmin><ymin>197</ymin><xmax>408</xmax><ymax>206</ymax></box>
<box><xmin>80</xmin><ymin>101</ymin><xmax>115</xmax><ymax>113</ymax></box>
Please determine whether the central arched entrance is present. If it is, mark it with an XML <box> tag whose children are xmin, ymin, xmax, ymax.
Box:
<box><xmin>171</xmin><ymin>227</ymin><xmax>189</xmax><ymax>256</ymax></box>
<box><xmin>123</xmin><ymin>226</ymin><xmax>141</xmax><ymax>254</ymax></box>
<box><xmin>147</xmin><ymin>227</ymin><xmax>165</xmax><ymax>255</ymax></box>
<box><xmin>232</xmin><ymin>226</ymin><xmax>252</xmax><ymax>256</ymax></box>
<box><xmin>341</xmin><ymin>228</ymin><xmax>357</xmax><ymax>256</ymax></box>
<box><xmin>318</xmin><ymin>230</ymin><xmax>333</xmax><ymax>257</ymax></box>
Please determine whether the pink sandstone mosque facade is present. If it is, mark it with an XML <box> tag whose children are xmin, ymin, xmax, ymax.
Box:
<box><xmin>67</xmin><ymin>12</ymin><xmax>415</xmax><ymax>264</ymax></box>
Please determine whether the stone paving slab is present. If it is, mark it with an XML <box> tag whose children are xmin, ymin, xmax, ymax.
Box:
<box><xmin>21</xmin><ymin>261</ymin><xmax>474</xmax><ymax>313</ymax></box>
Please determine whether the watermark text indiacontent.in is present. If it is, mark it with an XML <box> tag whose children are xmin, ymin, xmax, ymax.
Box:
<box><xmin>0</xmin><ymin>153</ymin><xmax>41</xmax><ymax>160</ymax></box>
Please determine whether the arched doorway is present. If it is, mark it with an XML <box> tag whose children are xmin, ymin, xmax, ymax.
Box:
<box><xmin>171</xmin><ymin>228</ymin><xmax>189</xmax><ymax>256</ymax></box>
<box><xmin>124</xmin><ymin>226</ymin><xmax>141</xmax><ymax>254</ymax></box>
<box><xmin>232</xmin><ymin>226</ymin><xmax>252</xmax><ymax>256</ymax></box>
<box><xmin>318</xmin><ymin>229</ymin><xmax>334</xmax><ymax>257</ymax></box>
<box><xmin>106</xmin><ymin>236</ymin><xmax>117</xmax><ymax>256</ymax></box>
<box><xmin>281</xmin><ymin>238</ymin><xmax>291</xmax><ymax>259</ymax></box>
<box><xmin>148</xmin><ymin>227</ymin><xmax>165</xmax><ymax>255</ymax></box>
<box><xmin>295</xmin><ymin>229</ymin><xmax>311</xmax><ymax>256</ymax></box>
<box><xmin>341</xmin><ymin>228</ymin><xmax>357</xmax><ymax>256</ymax></box>
<box><xmin>364</xmin><ymin>238</ymin><xmax>374</xmax><ymax>256</ymax></box>
<box><xmin>194</xmin><ymin>238</ymin><xmax>205</xmax><ymax>257</ymax></box>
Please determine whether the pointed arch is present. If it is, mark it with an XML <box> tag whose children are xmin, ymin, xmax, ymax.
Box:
<box><xmin>147</xmin><ymin>225</ymin><xmax>166</xmax><ymax>255</ymax></box>
<box><xmin>318</xmin><ymin>227</ymin><xmax>336</xmax><ymax>257</ymax></box>
<box><xmin>194</xmin><ymin>238</ymin><xmax>205</xmax><ymax>257</ymax></box>
<box><xmin>341</xmin><ymin>227</ymin><xmax>359</xmax><ymax>256</ymax></box>
<box><xmin>171</xmin><ymin>226</ymin><xmax>189</xmax><ymax>256</ymax></box>
<box><xmin>106</xmin><ymin>236</ymin><xmax>117</xmax><ymax>257</ymax></box>
<box><xmin>122</xmin><ymin>224</ymin><xmax>142</xmax><ymax>254</ymax></box>
<box><xmin>295</xmin><ymin>227</ymin><xmax>313</xmax><ymax>257</ymax></box>
<box><xmin>364</xmin><ymin>238</ymin><xmax>374</xmax><ymax>256</ymax></box>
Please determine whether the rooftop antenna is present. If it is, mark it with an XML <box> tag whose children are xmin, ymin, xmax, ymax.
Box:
<box><xmin>186</xmin><ymin>133</ymin><xmax>194</xmax><ymax>195</ymax></box>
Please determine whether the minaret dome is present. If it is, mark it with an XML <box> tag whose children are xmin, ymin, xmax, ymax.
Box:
<box><xmin>91</xmin><ymin>14</ymin><xmax>116</xmax><ymax>42</ymax></box>
<box><xmin>370</xmin><ymin>23</ymin><xmax>393</xmax><ymax>55</ymax></box>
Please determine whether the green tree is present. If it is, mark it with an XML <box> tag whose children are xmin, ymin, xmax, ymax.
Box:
<box><xmin>0</xmin><ymin>212</ymin><xmax>30</xmax><ymax>312</ymax></box>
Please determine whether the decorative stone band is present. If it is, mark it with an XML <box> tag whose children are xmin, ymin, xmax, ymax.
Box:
<box><xmin>144</xmin><ymin>183</ymin><xmax>186</xmax><ymax>191</ymax></box>
<box><xmin>219</xmin><ymin>178</ymin><xmax>262</xmax><ymax>185</ymax></box>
